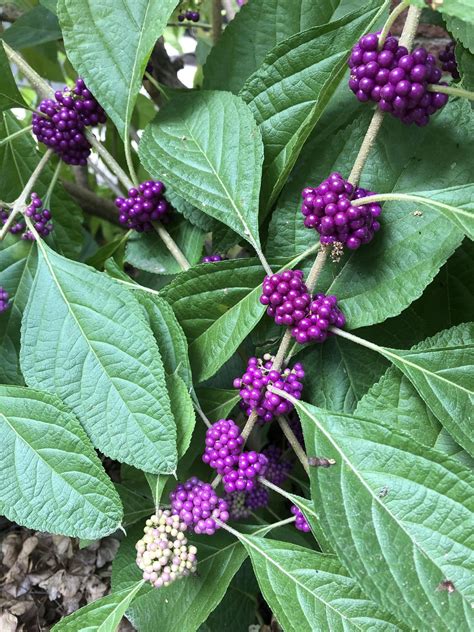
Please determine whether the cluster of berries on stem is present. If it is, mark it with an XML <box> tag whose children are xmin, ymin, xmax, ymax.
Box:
<box><xmin>1</xmin><ymin>193</ymin><xmax>53</xmax><ymax>241</ymax></box>
<box><xmin>201</xmin><ymin>254</ymin><xmax>224</xmax><ymax>263</ymax></box>
<box><xmin>33</xmin><ymin>77</ymin><xmax>106</xmax><ymax>164</ymax></box>
<box><xmin>439</xmin><ymin>41</ymin><xmax>459</xmax><ymax>80</ymax></box>
<box><xmin>178</xmin><ymin>9</ymin><xmax>200</xmax><ymax>22</ymax></box>
<box><xmin>0</xmin><ymin>287</ymin><xmax>10</xmax><ymax>313</ymax></box>
<box><xmin>301</xmin><ymin>172</ymin><xmax>382</xmax><ymax>250</ymax></box>
<box><xmin>135</xmin><ymin>510</ymin><xmax>197</xmax><ymax>588</ymax></box>
<box><xmin>349</xmin><ymin>33</ymin><xmax>448</xmax><ymax>126</ymax></box>
<box><xmin>260</xmin><ymin>270</ymin><xmax>311</xmax><ymax>326</ymax></box>
<box><xmin>115</xmin><ymin>180</ymin><xmax>170</xmax><ymax>231</ymax></box>
<box><xmin>233</xmin><ymin>355</ymin><xmax>305</xmax><ymax>423</ymax></box>
<box><xmin>291</xmin><ymin>505</ymin><xmax>310</xmax><ymax>532</ymax></box>
<box><xmin>170</xmin><ymin>477</ymin><xmax>229</xmax><ymax>535</ymax></box>
<box><xmin>291</xmin><ymin>293</ymin><xmax>346</xmax><ymax>344</ymax></box>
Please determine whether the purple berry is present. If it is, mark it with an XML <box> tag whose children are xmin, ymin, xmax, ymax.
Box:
<box><xmin>202</xmin><ymin>254</ymin><xmax>224</xmax><ymax>263</ymax></box>
<box><xmin>245</xmin><ymin>484</ymin><xmax>269</xmax><ymax>509</ymax></box>
<box><xmin>115</xmin><ymin>180</ymin><xmax>170</xmax><ymax>232</ymax></box>
<box><xmin>222</xmin><ymin>451</ymin><xmax>268</xmax><ymax>493</ymax></box>
<box><xmin>291</xmin><ymin>292</ymin><xmax>345</xmax><ymax>345</ymax></box>
<box><xmin>202</xmin><ymin>419</ymin><xmax>244</xmax><ymax>475</ymax></box>
<box><xmin>260</xmin><ymin>270</ymin><xmax>311</xmax><ymax>327</ymax></box>
<box><xmin>291</xmin><ymin>504</ymin><xmax>310</xmax><ymax>532</ymax></box>
<box><xmin>301</xmin><ymin>173</ymin><xmax>382</xmax><ymax>249</ymax></box>
<box><xmin>21</xmin><ymin>193</ymin><xmax>53</xmax><ymax>240</ymax></box>
<box><xmin>233</xmin><ymin>356</ymin><xmax>305</xmax><ymax>424</ymax></box>
<box><xmin>170</xmin><ymin>477</ymin><xmax>229</xmax><ymax>535</ymax></box>
<box><xmin>135</xmin><ymin>511</ymin><xmax>197</xmax><ymax>588</ymax></box>
<box><xmin>439</xmin><ymin>41</ymin><xmax>460</xmax><ymax>80</ymax></box>
<box><xmin>0</xmin><ymin>287</ymin><xmax>10</xmax><ymax>313</ymax></box>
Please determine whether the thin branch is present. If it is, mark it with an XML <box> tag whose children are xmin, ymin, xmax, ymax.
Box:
<box><xmin>62</xmin><ymin>181</ymin><xmax>122</xmax><ymax>225</ymax></box>
<box><xmin>427</xmin><ymin>84</ymin><xmax>474</xmax><ymax>101</ymax></box>
<box><xmin>152</xmin><ymin>222</ymin><xmax>191</xmax><ymax>271</ymax></box>
<box><xmin>85</xmin><ymin>131</ymin><xmax>134</xmax><ymax>191</ymax></box>
<box><xmin>212</xmin><ymin>0</ymin><xmax>223</xmax><ymax>43</ymax></box>
<box><xmin>378</xmin><ymin>0</ymin><xmax>409</xmax><ymax>49</ymax></box>
<box><xmin>305</xmin><ymin>246</ymin><xmax>328</xmax><ymax>293</ymax></box>
<box><xmin>278</xmin><ymin>416</ymin><xmax>309</xmax><ymax>475</ymax></box>
<box><xmin>3</xmin><ymin>41</ymin><xmax>54</xmax><ymax>101</ymax></box>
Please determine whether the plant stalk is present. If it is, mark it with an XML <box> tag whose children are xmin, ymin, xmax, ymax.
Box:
<box><xmin>277</xmin><ymin>416</ymin><xmax>309</xmax><ymax>474</ymax></box>
<box><xmin>212</xmin><ymin>0</ymin><xmax>223</xmax><ymax>43</ymax></box>
<box><xmin>3</xmin><ymin>41</ymin><xmax>54</xmax><ymax>101</ymax></box>
<box><xmin>427</xmin><ymin>84</ymin><xmax>474</xmax><ymax>101</ymax></box>
<box><xmin>378</xmin><ymin>0</ymin><xmax>409</xmax><ymax>49</ymax></box>
<box><xmin>152</xmin><ymin>222</ymin><xmax>191</xmax><ymax>271</ymax></box>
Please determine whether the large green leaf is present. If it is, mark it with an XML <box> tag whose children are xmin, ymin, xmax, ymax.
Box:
<box><xmin>0</xmin><ymin>44</ymin><xmax>27</xmax><ymax>109</ymax></box>
<box><xmin>50</xmin><ymin>581</ymin><xmax>144</xmax><ymax>632</ymax></box>
<box><xmin>380</xmin><ymin>323</ymin><xmax>474</xmax><ymax>458</ymax></box>
<box><xmin>269</xmin><ymin>102</ymin><xmax>469</xmax><ymax>328</ymax></box>
<box><xmin>58</xmin><ymin>0</ymin><xmax>177</xmax><ymax>139</ymax></box>
<box><xmin>2</xmin><ymin>5</ymin><xmax>61</xmax><ymax>48</ymax></box>
<box><xmin>239</xmin><ymin>0</ymin><xmax>388</xmax><ymax>208</ymax></box>
<box><xmin>203</xmin><ymin>0</ymin><xmax>345</xmax><ymax>94</ymax></box>
<box><xmin>125</xmin><ymin>220</ymin><xmax>204</xmax><ymax>275</ymax></box>
<box><xmin>0</xmin><ymin>236</ymin><xmax>35</xmax><ymax>384</ymax></box>
<box><xmin>139</xmin><ymin>91</ymin><xmax>265</xmax><ymax>257</ymax></box>
<box><xmin>111</xmin><ymin>524</ymin><xmax>249</xmax><ymax>632</ymax></box>
<box><xmin>0</xmin><ymin>385</ymin><xmax>122</xmax><ymax>538</ymax></box>
<box><xmin>295</xmin><ymin>400</ymin><xmax>474</xmax><ymax>629</ymax></box>
<box><xmin>238</xmin><ymin>535</ymin><xmax>401</xmax><ymax>631</ymax></box>
<box><xmin>20</xmin><ymin>244</ymin><xmax>177</xmax><ymax>474</ymax></box>
<box><xmin>1</xmin><ymin>112</ymin><xmax>84</xmax><ymax>259</ymax></box>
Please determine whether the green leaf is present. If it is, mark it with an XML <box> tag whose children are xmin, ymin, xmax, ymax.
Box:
<box><xmin>20</xmin><ymin>244</ymin><xmax>177</xmax><ymax>474</ymax></box>
<box><xmin>137</xmin><ymin>292</ymin><xmax>193</xmax><ymax>389</ymax></box>
<box><xmin>126</xmin><ymin>221</ymin><xmax>204</xmax><ymax>275</ymax></box>
<box><xmin>203</xmin><ymin>0</ymin><xmax>348</xmax><ymax>94</ymax></box>
<box><xmin>0</xmin><ymin>237</ymin><xmax>35</xmax><ymax>384</ymax></box>
<box><xmin>381</xmin><ymin>323</ymin><xmax>474</xmax><ymax>458</ymax></box>
<box><xmin>166</xmin><ymin>372</ymin><xmax>195</xmax><ymax>459</ymax></box>
<box><xmin>446</xmin><ymin>15</ymin><xmax>474</xmax><ymax>53</ymax></box>
<box><xmin>115</xmin><ymin>483</ymin><xmax>155</xmax><ymax>528</ymax></box>
<box><xmin>411</xmin><ymin>0</ymin><xmax>474</xmax><ymax>25</ymax></box>
<box><xmin>270</xmin><ymin>101</ymin><xmax>469</xmax><ymax>328</ymax></box>
<box><xmin>239</xmin><ymin>0</ymin><xmax>388</xmax><ymax>209</ymax></box>
<box><xmin>58</xmin><ymin>0</ymin><xmax>177</xmax><ymax>139</ymax></box>
<box><xmin>239</xmin><ymin>535</ymin><xmax>401</xmax><ymax>631</ymax></box>
<box><xmin>50</xmin><ymin>581</ymin><xmax>144</xmax><ymax>632</ymax></box>
<box><xmin>0</xmin><ymin>44</ymin><xmax>27</xmax><ymax>109</ymax></box>
<box><xmin>139</xmin><ymin>91</ymin><xmax>264</xmax><ymax>255</ymax></box>
<box><xmin>1</xmin><ymin>112</ymin><xmax>84</xmax><ymax>259</ymax></box>
<box><xmin>195</xmin><ymin>387</ymin><xmax>240</xmax><ymax>423</ymax></box>
<box><xmin>2</xmin><ymin>5</ymin><xmax>61</xmax><ymax>49</ymax></box>
<box><xmin>112</xmin><ymin>524</ymin><xmax>249</xmax><ymax>632</ymax></box>
<box><xmin>0</xmin><ymin>385</ymin><xmax>123</xmax><ymax>538</ymax></box>
<box><xmin>296</xmin><ymin>399</ymin><xmax>474</xmax><ymax>629</ymax></box>
<box><xmin>458</xmin><ymin>43</ymin><xmax>474</xmax><ymax>89</ymax></box>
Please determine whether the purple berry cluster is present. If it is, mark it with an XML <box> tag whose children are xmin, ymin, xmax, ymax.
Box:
<box><xmin>233</xmin><ymin>356</ymin><xmax>305</xmax><ymax>423</ymax></box>
<box><xmin>0</xmin><ymin>287</ymin><xmax>10</xmax><ymax>313</ymax></box>
<box><xmin>178</xmin><ymin>9</ymin><xmax>200</xmax><ymax>21</ymax></box>
<box><xmin>201</xmin><ymin>254</ymin><xmax>224</xmax><ymax>263</ymax></box>
<box><xmin>348</xmin><ymin>33</ymin><xmax>448</xmax><ymax>126</ymax></box>
<box><xmin>115</xmin><ymin>180</ymin><xmax>170</xmax><ymax>231</ymax></box>
<box><xmin>0</xmin><ymin>209</ymin><xmax>24</xmax><ymax>235</ymax></box>
<box><xmin>202</xmin><ymin>419</ymin><xmax>244</xmax><ymax>475</ymax></box>
<box><xmin>22</xmin><ymin>193</ymin><xmax>53</xmax><ymax>240</ymax></box>
<box><xmin>439</xmin><ymin>41</ymin><xmax>459</xmax><ymax>80</ymax></box>
<box><xmin>262</xmin><ymin>445</ymin><xmax>292</xmax><ymax>485</ymax></box>
<box><xmin>245</xmin><ymin>485</ymin><xmax>269</xmax><ymax>509</ymax></box>
<box><xmin>291</xmin><ymin>292</ymin><xmax>345</xmax><ymax>344</ymax></box>
<box><xmin>260</xmin><ymin>270</ymin><xmax>311</xmax><ymax>326</ymax></box>
<box><xmin>291</xmin><ymin>505</ymin><xmax>310</xmax><ymax>532</ymax></box>
<box><xmin>170</xmin><ymin>477</ymin><xmax>229</xmax><ymax>535</ymax></box>
<box><xmin>135</xmin><ymin>510</ymin><xmax>197</xmax><ymax>589</ymax></box>
<box><xmin>224</xmin><ymin>492</ymin><xmax>251</xmax><ymax>521</ymax></box>
<box><xmin>222</xmin><ymin>451</ymin><xmax>268</xmax><ymax>493</ymax></box>
<box><xmin>301</xmin><ymin>172</ymin><xmax>381</xmax><ymax>249</ymax></box>
<box><xmin>33</xmin><ymin>78</ymin><xmax>106</xmax><ymax>164</ymax></box>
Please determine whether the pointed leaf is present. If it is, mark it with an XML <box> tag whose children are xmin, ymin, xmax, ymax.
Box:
<box><xmin>0</xmin><ymin>44</ymin><xmax>27</xmax><ymax>109</ymax></box>
<box><xmin>0</xmin><ymin>385</ymin><xmax>122</xmax><ymax>538</ymax></box>
<box><xmin>58</xmin><ymin>0</ymin><xmax>177</xmax><ymax>138</ymax></box>
<box><xmin>3</xmin><ymin>5</ymin><xmax>61</xmax><ymax>48</ymax></box>
<box><xmin>239</xmin><ymin>0</ymin><xmax>387</xmax><ymax>208</ymax></box>
<box><xmin>20</xmin><ymin>244</ymin><xmax>177</xmax><ymax>474</ymax></box>
<box><xmin>51</xmin><ymin>581</ymin><xmax>144</xmax><ymax>632</ymax></box>
<box><xmin>239</xmin><ymin>535</ymin><xmax>401</xmax><ymax>631</ymax></box>
<box><xmin>139</xmin><ymin>91</ymin><xmax>264</xmax><ymax>254</ymax></box>
<box><xmin>295</xmin><ymin>399</ymin><xmax>474</xmax><ymax>629</ymax></box>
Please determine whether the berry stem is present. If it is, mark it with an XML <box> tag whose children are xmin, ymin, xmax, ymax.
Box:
<box><xmin>124</xmin><ymin>134</ymin><xmax>139</xmax><ymax>189</ymax></box>
<box><xmin>85</xmin><ymin>130</ymin><xmax>134</xmax><ymax>190</ymax></box>
<box><xmin>241</xmin><ymin>409</ymin><xmax>259</xmax><ymax>442</ymax></box>
<box><xmin>2</xmin><ymin>42</ymin><xmax>54</xmax><ymax>101</ymax></box>
<box><xmin>167</xmin><ymin>21</ymin><xmax>212</xmax><ymax>30</ymax></box>
<box><xmin>192</xmin><ymin>396</ymin><xmax>212</xmax><ymax>429</ymax></box>
<box><xmin>152</xmin><ymin>221</ymin><xmax>191</xmax><ymax>271</ymax></box>
<box><xmin>305</xmin><ymin>246</ymin><xmax>328</xmax><ymax>293</ymax></box>
<box><xmin>378</xmin><ymin>0</ymin><xmax>409</xmax><ymax>50</ymax></box>
<box><xmin>0</xmin><ymin>148</ymin><xmax>53</xmax><ymax>240</ymax></box>
<box><xmin>0</xmin><ymin>124</ymin><xmax>33</xmax><ymax>147</ymax></box>
<box><xmin>212</xmin><ymin>0</ymin><xmax>223</xmax><ymax>43</ymax></box>
<box><xmin>427</xmin><ymin>83</ymin><xmax>474</xmax><ymax>101</ymax></box>
<box><xmin>348</xmin><ymin>4</ymin><xmax>422</xmax><ymax>187</ymax></box>
<box><xmin>272</xmin><ymin>329</ymin><xmax>294</xmax><ymax>372</ymax></box>
<box><xmin>216</xmin><ymin>515</ymin><xmax>296</xmax><ymax>538</ymax></box>
<box><xmin>277</xmin><ymin>416</ymin><xmax>309</xmax><ymax>475</ymax></box>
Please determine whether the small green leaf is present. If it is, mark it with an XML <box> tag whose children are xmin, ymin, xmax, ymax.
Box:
<box><xmin>0</xmin><ymin>44</ymin><xmax>26</xmax><ymax>109</ymax></box>
<box><xmin>240</xmin><ymin>536</ymin><xmax>401</xmax><ymax>631</ymax></box>
<box><xmin>58</xmin><ymin>0</ymin><xmax>177</xmax><ymax>139</ymax></box>
<box><xmin>166</xmin><ymin>372</ymin><xmax>195</xmax><ymax>459</ymax></box>
<box><xmin>21</xmin><ymin>244</ymin><xmax>177</xmax><ymax>474</ymax></box>
<box><xmin>139</xmin><ymin>91</ymin><xmax>264</xmax><ymax>254</ymax></box>
<box><xmin>0</xmin><ymin>385</ymin><xmax>123</xmax><ymax>538</ymax></box>
<box><xmin>2</xmin><ymin>5</ymin><xmax>61</xmax><ymax>49</ymax></box>
<box><xmin>126</xmin><ymin>221</ymin><xmax>204</xmax><ymax>275</ymax></box>
<box><xmin>410</xmin><ymin>0</ymin><xmax>474</xmax><ymax>25</ymax></box>
<box><xmin>296</xmin><ymin>400</ymin><xmax>474</xmax><ymax>629</ymax></box>
<box><xmin>51</xmin><ymin>581</ymin><xmax>144</xmax><ymax>631</ymax></box>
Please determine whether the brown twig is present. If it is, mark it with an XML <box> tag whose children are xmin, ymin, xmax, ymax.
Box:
<box><xmin>62</xmin><ymin>181</ymin><xmax>122</xmax><ymax>225</ymax></box>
